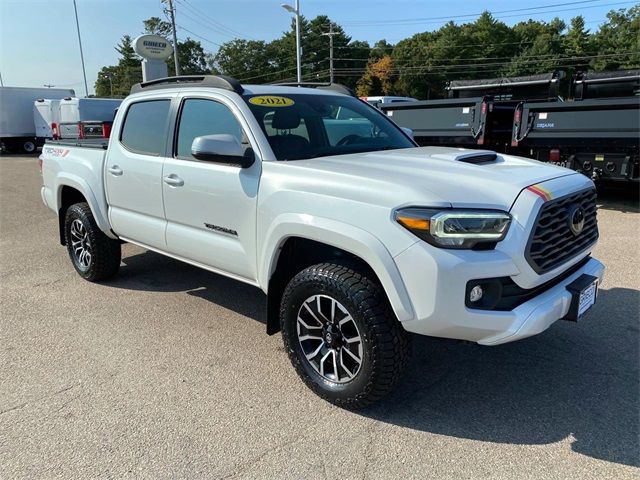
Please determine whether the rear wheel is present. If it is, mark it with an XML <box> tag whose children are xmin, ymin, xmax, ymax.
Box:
<box><xmin>280</xmin><ymin>262</ymin><xmax>411</xmax><ymax>409</ymax></box>
<box><xmin>64</xmin><ymin>203</ymin><xmax>121</xmax><ymax>281</ymax></box>
<box><xmin>21</xmin><ymin>139</ymin><xmax>37</xmax><ymax>154</ymax></box>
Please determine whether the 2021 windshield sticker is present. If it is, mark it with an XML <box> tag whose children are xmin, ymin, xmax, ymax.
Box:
<box><xmin>249</xmin><ymin>96</ymin><xmax>295</xmax><ymax>107</ymax></box>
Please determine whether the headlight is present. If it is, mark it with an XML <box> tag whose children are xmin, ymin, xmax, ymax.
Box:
<box><xmin>395</xmin><ymin>207</ymin><xmax>511</xmax><ymax>249</ymax></box>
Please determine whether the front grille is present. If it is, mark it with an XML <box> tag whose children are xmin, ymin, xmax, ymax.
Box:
<box><xmin>526</xmin><ymin>188</ymin><xmax>598</xmax><ymax>274</ymax></box>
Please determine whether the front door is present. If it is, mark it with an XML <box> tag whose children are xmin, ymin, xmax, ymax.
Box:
<box><xmin>162</xmin><ymin>96</ymin><xmax>261</xmax><ymax>282</ymax></box>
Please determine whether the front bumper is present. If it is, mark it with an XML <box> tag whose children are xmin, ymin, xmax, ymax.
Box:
<box><xmin>394</xmin><ymin>239</ymin><xmax>604</xmax><ymax>345</ymax></box>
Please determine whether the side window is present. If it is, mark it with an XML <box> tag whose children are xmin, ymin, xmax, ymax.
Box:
<box><xmin>120</xmin><ymin>100</ymin><xmax>171</xmax><ymax>155</ymax></box>
<box><xmin>176</xmin><ymin>98</ymin><xmax>245</xmax><ymax>159</ymax></box>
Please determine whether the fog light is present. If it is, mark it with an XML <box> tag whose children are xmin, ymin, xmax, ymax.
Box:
<box><xmin>469</xmin><ymin>285</ymin><xmax>484</xmax><ymax>303</ymax></box>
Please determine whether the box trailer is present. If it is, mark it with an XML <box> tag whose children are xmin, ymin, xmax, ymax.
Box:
<box><xmin>0</xmin><ymin>86</ymin><xmax>74</xmax><ymax>153</ymax></box>
<box><xmin>34</xmin><ymin>99</ymin><xmax>62</xmax><ymax>140</ymax></box>
<box><xmin>58</xmin><ymin>97</ymin><xmax>122</xmax><ymax>139</ymax></box>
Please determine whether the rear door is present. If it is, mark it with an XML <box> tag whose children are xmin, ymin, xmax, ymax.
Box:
<box><xmin>161</xmin><ymin>94</ymin><xmax>261</xmax><ymax>282</ymax></box>
<box><xmin>105</xmin><ymin>97</ymin><xmax>173</xmax><ymax>249</ymax></box>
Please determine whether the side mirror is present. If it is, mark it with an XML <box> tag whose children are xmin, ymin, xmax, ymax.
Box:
<box><xmin>401</xmin><ymin>127</ymin><xmax>414</xmax><ymax>139</ymax></box>
<box><xmin>191</xmin><ymin>134</ymin><xmax>255</xmax><ymax>168</ymax></box>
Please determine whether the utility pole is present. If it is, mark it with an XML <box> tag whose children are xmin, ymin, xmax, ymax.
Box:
<box><xmin>72</xmin><ymin>0</ymin><xmax>89</xmax><ymax>97</ymax></box>
<box><xmin>164</xmin><ymin>0</ymin><xmax>181</xmax><ymax>76</ymax></box>
<box><xmin>321</xmin><ymin>23</ymin><xmax>336</xmax><ymax>83</ymax></box>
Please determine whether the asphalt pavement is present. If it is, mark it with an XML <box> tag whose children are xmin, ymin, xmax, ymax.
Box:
<box><xmin>1</xmin><ymin>154</ymin><xmax>638</xmax><ymax>479</ymax></box>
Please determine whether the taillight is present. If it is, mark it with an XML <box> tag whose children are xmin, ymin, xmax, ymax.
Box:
<box><xmin>102</xmin><ymin>122</ymin><xmax>112</xmax><ymax>138</ymax></box>
<box><xmin>38</xmin><ymin>158</ymin><xmax>43</xmax><ymax>172</ymax></box>
<box><xmin>514</xmin><ymin>108</ymin><xmax>522</xmax><ymax>124</ymax></box>
<box><xmin>52</xmin><ymin>122</ymin><xmax>59</xmax><ymax>140</ymax></box>
<box><xmin>511</xmin><ymin>106</ymin><xmax>523</xmax><ymax>147</ymax></box>
<box><xmin>481</xmin><ymin>101</ymin><xmax>487</xmax><ymax>115</ymax></box>
<box><xmin>549</xmin><ymin>149</ymin><xmax>561</xmax><ymax>162</ymax></box>
<box><xmin>78</xmin><ymin>122</ymin><xmax>85</xmax><ymax>139</ymax></box>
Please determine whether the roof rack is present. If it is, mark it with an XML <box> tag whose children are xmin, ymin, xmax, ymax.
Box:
<box><xmin>270</xmin><ymin>82</ymin><xmax>356</xmax><ymax>97</ymax></box>
<box><xmin>130</xmin><ymin>75</ymin><xmax>244</xmax><ymax>95</ymax></box>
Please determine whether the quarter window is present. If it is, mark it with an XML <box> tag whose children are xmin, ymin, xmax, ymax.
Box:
<box><xmin>176</xmin><ymin>99</ymin><xmax>245</xmax><ymax>159</ymax></box>
<box><xmin>120</xmin><ymin>100</ymin><xmax>171</xmax><ymax>155</ymax></box>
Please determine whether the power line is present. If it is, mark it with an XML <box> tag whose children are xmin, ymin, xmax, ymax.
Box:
<box><xmin>331</xmin><ymin>52</ymin><xmax>637</xmax><ymax>76</ymax></box>
<box><xmin>176</xmin><ymin>24</ymin><xmax>224</xmax><ymax>47</ymax></box>
<box><xmin>341</xmin><ymin>0</ymin><xmax>627</xmax><ymax>26</ymax></box>
<box><xmin>176</xmin><ymin>0</ymin><xmax>254</xmax><ymax>39</ymax></box>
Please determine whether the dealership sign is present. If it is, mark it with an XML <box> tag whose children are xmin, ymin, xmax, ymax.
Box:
<box><xmin>133</xmin><ymin>34</ymin><xmax>173</xmax><ymax>60</ymax></box>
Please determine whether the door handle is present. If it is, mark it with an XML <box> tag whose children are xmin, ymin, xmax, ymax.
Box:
<box><xmin>108</xmin><ymin>165</ymin><xmax>123</xmax><ymax>176</ymax></box>
<box><xmin>163</xmin><ymin>174</ymin><xmax>184</xmax><ymax>187</ymax></box>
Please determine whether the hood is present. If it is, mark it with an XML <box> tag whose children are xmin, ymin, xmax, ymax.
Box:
<box><xmin>289</xmin><ymin>146</ymin><xmax>576</xmax><ymax>211</ymax></box>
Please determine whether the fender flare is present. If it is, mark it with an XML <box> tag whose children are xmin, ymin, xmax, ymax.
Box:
<box><xmin>259</xmin><ymin>213</ymin><xmax>415</xmax><ymax>323</ymax></box>
<box><xmin>56</xmin><ymin>173</ymin><xmax>114</xmax><ymax>238</ymax></box>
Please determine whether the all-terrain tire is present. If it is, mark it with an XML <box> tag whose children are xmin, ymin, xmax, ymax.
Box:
<box><xmin>280</xmin><ymin>261</ymin><xmax>411</xmax><ymax>409</ymax></box>
<box><xmin>64</xmin><ymin>202</ymin><xmax>121</xmax><ymax>281</ymax></box>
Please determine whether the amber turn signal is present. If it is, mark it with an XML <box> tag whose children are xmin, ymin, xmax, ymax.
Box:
<box><xmin>396</xmin><ymin>215</ymin><xmax>430</xmax><ymax>231</ymax></box>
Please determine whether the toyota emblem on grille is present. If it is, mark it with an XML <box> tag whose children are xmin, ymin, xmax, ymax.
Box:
<box><xmin>568</xmin><ymin>205</ymin><xmax>585</xmax><ymax>235</ymax></box>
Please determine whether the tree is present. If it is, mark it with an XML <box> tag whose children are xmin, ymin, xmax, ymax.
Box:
<box><xmin>592</xmin><ymin>6</ymin><xmax>640</xmax><ymax>70</ymax></box>
<box><xmin>504</xmin><ymin>18</ymin><xmax>566</xmax><ymax>76</ymax></box>
<box><xmin>212</xmin><ymin>39</ymin><xmax>280</xmax><ymax>82</ymax></box>
<box><xmin>562</xmin><ymin>16</ymin><xmax>594</xmax><ymax>73</ymax></box>
<box><xmin>95</xmin><ymin>35</ymin><xmax>142</xmax><ymax>97</ymax></box>
<box><xmin>356</xmin><ymin>55</ymin><xmax>397</xmax><ymax>96</ymax></box>
<box><xmin>143</xmin><ymin>16</ymin><xmax>172</xmax><ymax>37</ymax></box>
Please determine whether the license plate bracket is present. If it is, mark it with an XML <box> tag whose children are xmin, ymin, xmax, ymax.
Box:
<box><xmin>562</xmin><ymin>274</ymin><xmax>598</xmax><ymax>322</ymax></box>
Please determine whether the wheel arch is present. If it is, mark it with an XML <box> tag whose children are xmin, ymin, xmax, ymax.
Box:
<box><xmin>56</xmin><ymin>176</ymin><xmax>113</xmax><ymax>245</ymax></box>
<box><xmin>260</xmin><ymin>215</ymin><xmax>415</xmax><ymax>335</ymax></box>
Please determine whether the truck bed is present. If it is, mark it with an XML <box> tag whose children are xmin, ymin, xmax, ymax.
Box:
<box><xmin>46</xmin><ymin>138</ymin><xmax>109</xmax><ymax>149</ymax></box>
<box><xmin>512</xmin><ymin>97</ymin><xmax>640</xmax><ymax>148</ymax></box>
<box><xmin>381</xmin><ymin>97</ymin><xmax>487</xmax><ymax>147</ymax></box>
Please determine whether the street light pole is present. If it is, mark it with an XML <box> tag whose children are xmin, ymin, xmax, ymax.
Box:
<box><xmin>72</xmin><ymin>0</ymin><xmax>89</xmax><ymax>97</ymax></box>
<box><xmin>281</xmin><ymin>1</ymin><xmax>301</xmax><ymax>83</ymax></box>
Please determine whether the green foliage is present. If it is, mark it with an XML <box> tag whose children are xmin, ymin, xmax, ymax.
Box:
<box><xmin>95</xmin><ymin>36</ymin><xmax>142</xmax><ymax>97</ymax></box>
<box><xmin>96</xmin><ymin>8</ymin><xmax>639</xmax><ymax>99</ymax></box>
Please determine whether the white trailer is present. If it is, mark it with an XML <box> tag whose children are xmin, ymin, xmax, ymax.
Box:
<box><xmin>34</xmin><ymin>99</ymin><xmax>62</xmax><ymax>140</ymax></box>
<box><xmin>58</xmin><ymin>97</ymin><xmax>122</xmax><ymax>139</ymax></box>
<box><xmin>0</xmin><ymin>86</ymin><xmax>74</xmax><ymax>153</ymax></box>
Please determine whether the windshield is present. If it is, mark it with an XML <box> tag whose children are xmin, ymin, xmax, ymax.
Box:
<box><xmin>243</xmin><ymin>93</ymin><xmax>415</xmax><ymax>160</ymax></box>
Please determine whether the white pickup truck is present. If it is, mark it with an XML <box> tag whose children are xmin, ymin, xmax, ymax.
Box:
<box><xmin>40</xmin><ymin>76</ymin><xmax>604</xmax><ymax>408</ymax></box>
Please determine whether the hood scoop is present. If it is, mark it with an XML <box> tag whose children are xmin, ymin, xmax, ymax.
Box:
<box><xmin>431</xmin><ymin>150</ymin><xmax>499</xmax><ymax>165</ymax></box>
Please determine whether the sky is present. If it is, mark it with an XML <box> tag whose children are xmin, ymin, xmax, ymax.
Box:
<box><xmin>0</xmin><ymin>0</ymin><xmax>634</xmax><ymax>95</ymax></box>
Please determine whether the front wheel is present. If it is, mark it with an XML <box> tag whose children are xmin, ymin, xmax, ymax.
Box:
<box><xmin>64</xmin><ymin>202</ymin><xmax>121</xmax><ymax>281</ymax></box>
<box><xmin>280</xmin><ymin>262</ymin><xmax>411</xmax><ymax>409</ymax></box>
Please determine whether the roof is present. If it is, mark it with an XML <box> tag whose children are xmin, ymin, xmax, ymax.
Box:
<box><xmin>130</xmin><ymin>75</ymin><xmax>352</xmax><ymax>97</ymax></box>
<box><xmin>242</xmin><ymin>84</ymin><xmax>348</xmax><ymax>96</ymax></box>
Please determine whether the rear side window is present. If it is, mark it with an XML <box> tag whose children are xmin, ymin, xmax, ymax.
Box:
<box><xmin>120</xmin><ymin>100</ymin><xmax>171</xmax><ymax>155</ymax></box>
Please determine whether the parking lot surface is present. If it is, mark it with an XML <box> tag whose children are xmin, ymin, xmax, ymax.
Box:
<box><xmin>1</xmin><ymin>154</ymin><xmax>638</xmax><ymax>479</ymax></box>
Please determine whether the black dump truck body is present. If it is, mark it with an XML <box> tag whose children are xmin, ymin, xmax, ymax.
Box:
<box><xmin>383</xmin><ymin>69</ymin><xmax>639</xmax><ymax>184</ymax></box>
<box><xmin>381</xmin><ymin>72</ymin><xmax>563</xmax><ymax>151</ymax></box>
<box><xmin>381</xmin><ymin>97</ymin><xmax>488</xmax><ymax>147</ymax></box>
<box><xmin>512</xmin><ymin>96</ymin><xmax>639</xmax><ymax>182</ymax></box>
<box><xmin>512</xmin><ymin>70</ymin><xmax>639</xmax><ymax>183</ymax></box>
